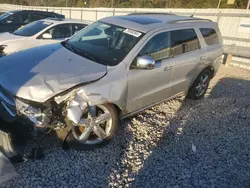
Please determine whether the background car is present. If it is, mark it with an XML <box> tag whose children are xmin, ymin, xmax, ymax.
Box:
<box><xmin>0</xmin><ymin>10</ymin><xmax>65</xmax><ymax>33</ymax></box>
<box><xmin>0</xmin><ymin>18</ymin><xmax>91</xmax><ymax>56</ymax></box>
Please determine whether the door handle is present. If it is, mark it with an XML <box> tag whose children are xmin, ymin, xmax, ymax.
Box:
<box><xmin>164</xmin><ymin>66</ymin><xmax>173</xmax><ymax>71</ymax></box>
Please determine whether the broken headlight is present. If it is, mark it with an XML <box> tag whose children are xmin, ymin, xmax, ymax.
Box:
<box><xmin>15</xmin><ymin>98</ymin><xmax>51</xmax><ymax>128</ymax></box>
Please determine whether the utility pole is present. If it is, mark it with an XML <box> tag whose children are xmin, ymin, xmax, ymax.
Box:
<box><xmin>247</xmin><ymin>0</ymin><xmax>250</xmax><ymax>9</ymax></box>
<box><xmin>214</xmin><ymin>0</ymin><xmax>222</xmax><ymax>20</ymax></box>
<box><xmin>111</xmin><ymin>0</ymin><xmax>114</xmax><ymax>8</ymax></box>
<box><xmin>217</xmin><ymin>0</ymin><xmax>222</xmax><ymax>9</ymax></box>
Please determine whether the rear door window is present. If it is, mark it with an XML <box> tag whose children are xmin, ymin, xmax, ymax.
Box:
<box><xmin>170</xmin><ymin>29</ymin><xmax>200</xmax><ymax>56</ymax></box>
<box><xmin>200</xmin><ymin>28</ymin><xmax>220</xmax><ymax>46</ymax></box>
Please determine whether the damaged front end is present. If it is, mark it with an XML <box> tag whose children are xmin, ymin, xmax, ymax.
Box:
<box><xmin>0</xmin><ymin>76</ymin><xmax>116</xmax><ymax>157</ymax></box>
<box><xmin>14</xmin><ymin>88</ymin><xmax>106</xmax><ymax>133</ymax></box>
<box><xmin>15</xmin><ymin>98</ymin><xmax>66</xmax><ymax>130</ymax></box>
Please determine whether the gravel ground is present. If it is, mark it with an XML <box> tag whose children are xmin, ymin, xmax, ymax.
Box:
<box><xmin>2</xmin><ymin>65</ymin><xmax>250</xmax><ymax>188</ymax></box>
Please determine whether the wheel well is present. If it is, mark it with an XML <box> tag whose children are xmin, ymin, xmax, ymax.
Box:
<box><xmin>112</xmin><ymin>103</ymin><xmax>122</xmax><ymax>117</ymax></box>
<box><xmin>205</xmin><ymin>66</ymin><xmax>215</xmax><ymax>78</ymax></box>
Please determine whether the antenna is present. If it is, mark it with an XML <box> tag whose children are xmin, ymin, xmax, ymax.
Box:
<box><xmin>190</xmin><ymin>9</ymin><xmax>198</xmax><ymax>17</ymax></box>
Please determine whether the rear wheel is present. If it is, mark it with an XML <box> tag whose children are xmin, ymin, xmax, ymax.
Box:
<box><xmin>56</xmin><ymin>103</ymin><xmax>118</xmax><ymax>150</ymax></box>
<box><xmin>187</xmin><ymin>69</ymin><xmax>211</xmax><ymax>100</ymax></box>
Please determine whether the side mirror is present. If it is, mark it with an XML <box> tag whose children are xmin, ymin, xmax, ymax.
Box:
<box><xmin>42</xmin><ymin>33</ymin><xmax>52</xmax><ymax>39</ymax></box>
<box><xmin>5</xmin><ymin>20</ymin><xmax>13</xmax><ymax>24</ymax></box>
<box><xmin>131</xmin><ymin>55</ymin><xmax>155</xmax><ymax>70</ymax></box>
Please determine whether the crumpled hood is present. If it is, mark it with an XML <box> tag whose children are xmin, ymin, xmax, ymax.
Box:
<box><xmin>0</xmin><ymin>43</ymin><xmax>107</xmax><ymax>102</ymax></box>
<box><xmin>0</xmin><ymin>32</ymin><xmax>25</xmax><ymax>44</ymax></box>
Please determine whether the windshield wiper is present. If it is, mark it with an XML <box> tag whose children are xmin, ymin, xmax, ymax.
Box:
<box><xmin>62</xmin><ymin>42</ymin><xmax>74</xmax><ymax>52</ymax></box>
<box><xmin>74</xmin><ymin>48</ymin><xmax>97</xmax><ymax>62</ymax></box>
<box><xmin>62</xmin><ymin>42</ymin><xmax>99</xmax><ymax>63</ymax></box>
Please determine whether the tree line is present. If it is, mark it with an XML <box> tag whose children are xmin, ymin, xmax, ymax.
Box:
<box><xmin>0</xmin><ymin>0</ymin><xmax>248</xmax><ymax>8</ymax></box>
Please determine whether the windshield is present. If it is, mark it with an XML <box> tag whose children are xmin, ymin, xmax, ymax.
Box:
<box><xmin>66</xmin><ymin>21</ymin><xmax>144</xmax><ymax>66</ymax></box>
<box><xmin>13</xmin><ymin>20</ymin><xmax>52</xmax><ymax>36</ymax></box>
<box><xmin>0</xmin><ymin>12</ymin><xmax>13</xmax><ymax>21</ymax></box>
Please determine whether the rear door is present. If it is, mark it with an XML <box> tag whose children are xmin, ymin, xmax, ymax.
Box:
<box><xmin>199</xmin><ymin>27</ymin><xmax>223</xmax><ymax>71</ymax></box>
<box><xmin>170</xmin><ymin>28</ymin><xmax>205</xmax><ymax>96</ymax></box>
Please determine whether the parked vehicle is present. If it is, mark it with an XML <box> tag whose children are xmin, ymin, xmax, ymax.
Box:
<box><xmin>0</xmin><ymin>14</ymin><xmax>223</xmax><ymax>150</ymax></box>
<box><xmin>0</xmin><ymin>18</ymin><xmax>91</xmax><ymax>56</ymax></box>
<box><xmin>0</xmin><ymin>10</ymin><xmax>65</xmax><ymax>33</ymax></box>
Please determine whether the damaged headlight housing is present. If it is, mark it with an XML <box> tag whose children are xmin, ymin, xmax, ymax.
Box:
<box><xmin>15</xmin><ymin>98</ymin><xmax>51</xmax><ymax>128</ymax></box>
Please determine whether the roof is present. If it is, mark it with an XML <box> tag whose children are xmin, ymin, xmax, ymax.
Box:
<box><xmin>101</xmin><ymin>14</ymin><xmax>211</xmax><ymax>33</ymax></box>
<box><xmin>42</xmin><ymin>18</ymin><xmax>92</xmax><ymax>25</ymax></box>
<box><xmin>10</xmin><ymin>10</ymin><xmax>61</xmax><ymax>15</ymax></box>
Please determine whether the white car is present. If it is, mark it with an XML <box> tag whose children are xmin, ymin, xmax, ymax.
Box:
<box><xmin>0</xmin><ymin>18</ymin><xmax>91</xmax><ymax>56</ymax></box>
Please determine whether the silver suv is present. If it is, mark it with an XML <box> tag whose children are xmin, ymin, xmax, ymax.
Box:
<box><xmin>0</xmin><ymin>14</ymin><xmax>223</xmax><ymax>150</ymax></box>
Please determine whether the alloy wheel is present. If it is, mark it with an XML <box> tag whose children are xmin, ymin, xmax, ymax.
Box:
<box><xmin>72</xmin><ymin>104</ymin><xmax>113</xmax><ymax>145</ymax></box>
<box><xmin>195</xmin><ymin>74</ymin><xmax>209</xmax><ymax>97</ymax></box>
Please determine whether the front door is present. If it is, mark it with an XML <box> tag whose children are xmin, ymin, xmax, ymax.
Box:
<box><xmin>126</xmin><ymin>31</ymin><xmax>174</xmax><ymax>113</ymax></box>
<box><xmin>37</xmin><ymin>23</ymin><xmax>73</xmax><ymax>46</ymax></box>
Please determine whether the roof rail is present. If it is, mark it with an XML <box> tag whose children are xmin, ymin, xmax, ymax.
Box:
<box><xmin>45</xmin><ymin>17</ymin><xmax>64</xmax><ymax>21</ymax></box>
<box><xmin>128</xmin><ymin>12</ymin><xmax>176</xmax><ymax>16</ymax></box>
<box><xmin>169</xmin><ymin>18</ymin><xmax>211</xmax><ymax>24</ymax></box>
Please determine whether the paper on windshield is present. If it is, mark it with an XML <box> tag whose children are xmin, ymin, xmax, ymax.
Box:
<box><xmin>123</xmin><ymin>29</ymin><xmax>142</xmax><ymax>37</ymax></box>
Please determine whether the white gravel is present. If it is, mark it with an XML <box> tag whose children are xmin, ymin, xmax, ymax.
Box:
<box><xmin>2</xmin><ymin>65</ymin><xmax>250</xmax><ymax>188</ymax></box>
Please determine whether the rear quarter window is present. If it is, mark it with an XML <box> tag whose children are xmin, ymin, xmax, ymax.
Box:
<box><xmin>200</xmin><ymin>28</ymin><xmax>220</xmax><ymax>46</ymax></box>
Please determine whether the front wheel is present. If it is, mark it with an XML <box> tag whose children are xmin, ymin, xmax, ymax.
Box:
<box><xmin>56</xmin><ymin>103</ymin><xmax>118</xmax><ymax>150</ymax></box>
<box><xmin>187</xmin><ymin>69</ymin><xmax>211</xmax><ymax>100</ymax></box>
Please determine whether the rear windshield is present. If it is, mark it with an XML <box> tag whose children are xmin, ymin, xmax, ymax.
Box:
<box><xmin>13</xmin><ymin>20</ymin><xmax>52</xmax><ymax>36</ymax></box>
<box><xmin>200</xmin><ymin>28</ymin><xmax>220</xmax><ymax>46</ymax></box>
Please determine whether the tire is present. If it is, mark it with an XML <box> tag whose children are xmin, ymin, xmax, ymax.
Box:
<box><xmin>56</xmin><ymin>103</ymin><xmax>118</xmax><ymax>150</ymax></box>
<box><xmin>187</xmin><ymin>69</ymin><xmax>211</xmax><ymax>100</ymax></box>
